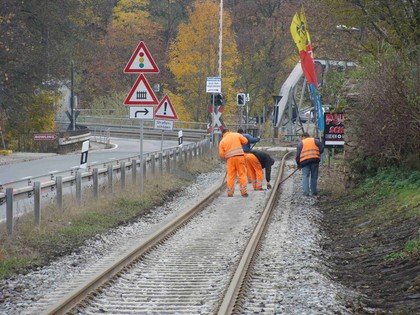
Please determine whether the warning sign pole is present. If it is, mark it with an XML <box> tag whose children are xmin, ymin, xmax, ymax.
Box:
<box><xmin>139</xmin><ymin>120</ymin><xmax>144</xmax><ymax>192</ymax></box>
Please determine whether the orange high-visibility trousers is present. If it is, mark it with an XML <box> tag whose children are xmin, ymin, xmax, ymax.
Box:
<box><xmin>226</xmin><ymin>155</ymin><xmax>248</xmax><ymax>196</ymax></box>
<box><xmin>245</xmin><ymin>153</ymin><xmax>263</xmax><ymax>190</ymax></box>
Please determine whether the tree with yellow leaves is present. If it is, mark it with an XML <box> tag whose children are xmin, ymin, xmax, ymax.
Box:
<box><xmin>168</xmin><ymin>0</ymin><xmax>238</xmax><ymax>123</ymax></box>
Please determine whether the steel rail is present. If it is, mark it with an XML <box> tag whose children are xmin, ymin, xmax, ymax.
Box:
<box><xmin>217</xmin><ymin>151</ymin><xmax>293</xmax><ymax>314</ymax></box>
<box><xmin>44</xmin><ymin>180</ymin><xmax>225</xmax><ymax>314</ymax></box>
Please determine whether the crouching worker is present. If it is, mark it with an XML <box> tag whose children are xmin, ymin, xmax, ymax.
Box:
<box><xmin>245</xmin><ymin>150</ymin><xmax>275</xmax><ymax>190</ymax></box>
<box><xmin>219</xmin><ymin>128</ymin><xmax>249</xmax><ymax>197</ymax></box>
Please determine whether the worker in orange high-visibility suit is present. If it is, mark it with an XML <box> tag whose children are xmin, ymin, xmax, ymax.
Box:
<box><xmin>245</xmin><ymin>150</ymin><xmax>275</xmax><ymax>190</ymax></box>
<box><xmin>219</xmin><ymin>129</ymin><xmax>249</xmax><ymax>197</ymax></box>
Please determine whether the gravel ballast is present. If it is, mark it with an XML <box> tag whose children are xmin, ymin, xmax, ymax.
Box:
<box><xmin>0</xmin><ymin>163</ymin><xmax>356</xmax><ymax>314</ymax></box>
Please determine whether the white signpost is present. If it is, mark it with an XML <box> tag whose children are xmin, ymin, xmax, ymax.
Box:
<box><xmin>178</xmin><ymin>130</ymin><xmax>183</xmax><ymax>147</ymax></box>
<box><xmin>80</xmin><ymin>140</ymin><xmax>89</xmax><ymax>169</ymax></box>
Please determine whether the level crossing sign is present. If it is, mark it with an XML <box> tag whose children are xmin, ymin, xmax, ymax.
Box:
<box><xmin>154</xmin><ymin>95</ymin><xmax>178</xmax><ymax>120</ymax></box>
<box><xmin>124</xmin><ymin>74</ymin><xmax>159</xmax><ymax>105</ymax></box>
<box><xmin>124</xmin><ymin>41</ymin><xmax>160</xmax><ymax>74</ymax></box>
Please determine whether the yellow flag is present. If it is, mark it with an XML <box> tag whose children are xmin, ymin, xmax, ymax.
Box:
<box><xmin>299</xmin><ymin>6</ymin><xmax>311</xmax><ymax>44</ymax></box>
<box><xmin>290</xmin><ymin>6</ymin><xmax>310</xmax><ymax>52</ymax></box>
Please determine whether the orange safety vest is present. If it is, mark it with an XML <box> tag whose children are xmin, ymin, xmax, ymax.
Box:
<box><xmin>219</xmin><ymin>132</ymin><xmax>248</xmax><ymax>159</ymax></box>
<box><xmin>299</xmin><ymin>138</ymin><xmax>321</xmax><ymax>163</ymax></box>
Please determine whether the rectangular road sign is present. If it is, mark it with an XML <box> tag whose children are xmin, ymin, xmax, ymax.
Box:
<box><xmin>324</xmin><ymin>112</ymin><xmax>345</xmax><ymax>147</ymax></box>
<box><xmin>33</xmin><ymin>133</ymin><xmax>58</xmax><ymax>141</ymax></box>
<box><xmin>206</xmin><ymin>77</ymin><xmax>221</xmax><ymax>93</ymax></box>
<box><xmin>154</xmin><ymin>119</ymin><xmax>173</xmax><ymax>131</ymax></box>
<box><xmin>129</xmin><ymin>106</ymin><xmax>154</xmax><ymax>120</ymax></box>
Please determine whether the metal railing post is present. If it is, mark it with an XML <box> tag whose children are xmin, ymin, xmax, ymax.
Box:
<box><xmin>143</xmin><ymin>160</ymin><xmax>146</xmax><ymax>180</ymax></box>
<box><xmin>93</xmin><ymin>168</ymin><xmax>99</xmax><ymax>199</ymax></box>
<box><xmin>166</xmin><ymin>151</ymin><xmax>171</xmax><ymax>173</ymax></box>
<box><xmin>76</xmin><ymin>171</ymin><xmax>82</xmax><ymax>204</ymax></box>
<box><xmin>159</xmin><ymin>152</ymin><xmax>163</xmax><ymax>175</ymax></box>
<box><xmin>121</xmin><ymin>162</ymin><xmax>126</xmax><ymax>189</ymax></box>
<box><xmin>140</xmin><ymin>160</ymin><xmax>145</xmax><ymax>192</ymax></box>
<box><xmin>151</xmin><ymin>154</ymin><xmax>156</xmax><ymax>175</ymax></box>
<box><xmin>108</xmin><ymin>164</ymin><xmax>113</xmax><ymax>193</ymax></box>
<box><xmin>173</xmin><ymin>149</ymin><xmax>177</xmax><ymax>171</ymax></box>
<box><xmin>34</xmin><ymin>181</ymin><xmax>41</xmax><ymax>226</ymax></box>
<box><xmin>6</xmin><ymin>188</ymin><xmax>13</xmax><ymax>235</ymax></box>
<box><xmin>132</xmin><ymin>159</ymin><xmax>137</xmax><ymax>184</ymax></box>
<box><xmin>56</xmin><ymin>176</ymin><xmax>63</xmax><ymax>208</ymax></box>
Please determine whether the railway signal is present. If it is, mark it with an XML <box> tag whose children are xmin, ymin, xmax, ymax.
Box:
<box><xmin>237</xmin><ymin>93</ymin><xmax>246</xmax><ymax>106</ymax></box>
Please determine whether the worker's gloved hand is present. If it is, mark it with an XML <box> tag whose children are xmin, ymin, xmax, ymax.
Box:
<box><xmin>267</xmin><ymin>183</ymin><xmax>272</xmax><ymax>190</ymax></box>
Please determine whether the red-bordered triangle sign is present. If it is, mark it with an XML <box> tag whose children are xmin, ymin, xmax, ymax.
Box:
<box><xmin>124</xmin><ymin>74</ymin><xmax>159</xmax><ymax>106</ymax></box>
<box><xmin>124</xmin><ymin>41</ymin><xmax>160</xmax><ymax>74</ymax></box>
<box><xmin>155</xmin><ymin>95</ymin><xmax>179</xmax><ymax>120</ymax></box>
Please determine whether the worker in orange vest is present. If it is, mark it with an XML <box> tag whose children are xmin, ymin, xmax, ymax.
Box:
<box><xmin>219</xmin><ymin>128</ymin><xmax>249</xmax><ymax>197</ymax></box>
<box><xmin>244</xmin><ymin>150</ymin><xmax>275</xmax><ymax>190</ymax></box>
<box><xmin>296</xmin><ymin>132</ymin><xmax>324</xmax><ymax>196</ymax></box>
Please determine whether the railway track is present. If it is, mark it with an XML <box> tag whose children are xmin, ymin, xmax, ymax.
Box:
<box><xmin>28</xmin><ymin>151</ymin><xmax>293</xmax><ymax>314</ymax></box>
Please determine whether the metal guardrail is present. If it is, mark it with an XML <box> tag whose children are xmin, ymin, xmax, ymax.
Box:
<box><xmin>1</xmin><ymin>139</ymin><xmax>212</xmax><ymax>234</ymax></box>
<box><xmin>56</xmin><ymin>118</ymin><xmax>208</xmax><ymax>141</ymax></box>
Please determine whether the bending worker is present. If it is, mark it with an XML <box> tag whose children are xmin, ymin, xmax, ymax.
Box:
<box><xmin>219</xmin><ymin>128</ymin><xmax>249</xmax><ymax>197</ymax></box>
<box><xmin>245</xmin><ymin>150</ymin><xmax>275</xmax><ymax>190</ymax></box>
<box><xmin>295</xmin><ymin>132</ymin><xmax>324</xmax><ymax>196</ymax></box>
<box><xmin>237</xmin><ymin>128</ymin><xmax>260</xmax><ymax>152</ymax></box>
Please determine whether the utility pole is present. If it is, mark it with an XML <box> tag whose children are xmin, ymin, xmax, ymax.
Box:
<box><xmin>218</xmin><ymin>0</ymin><xmax>223</xmax><ymax>78</ymax></box>
<box><xmin>70</xmin><ymin>61</ymin><xmax>75</xmax><ymax>131</ymax></box>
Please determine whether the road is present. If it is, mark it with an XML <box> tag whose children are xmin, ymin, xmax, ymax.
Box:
<box><xmin>0</xmin><ymin>137</ymin><xmax>181</xmax><ymax>185</ymax></box>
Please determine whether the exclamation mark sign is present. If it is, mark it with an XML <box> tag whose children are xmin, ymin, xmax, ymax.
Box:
<box><xmin>164</xmin><ymin>102</ymin><xmax>168</xmax><ymax>115</ymax></box>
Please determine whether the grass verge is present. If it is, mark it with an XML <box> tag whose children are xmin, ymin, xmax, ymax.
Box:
<box><xmin>0</xmin><ymin>155</ymin><xmax>220</xmax><ymax>280</ymax></box>
<box><xmin>319</xmin><ymin>157</ymin><xmax>420</xmax><ymax>313</ymax></box>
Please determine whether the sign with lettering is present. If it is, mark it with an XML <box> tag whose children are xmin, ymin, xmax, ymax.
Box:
<box><xmin>324</xmin><ymin>112</ymin><xmax>345</xmax><ymax>147</ymax></box>
<box><xmin>154</xmin><ymin>119</ymin><xmax>173</xmax><ymax>130</ymax></box>
<box><xmin>206</xmin><ymin>77</ymin><xmax>221</xmax><ymax>93</ymax></box>
<box><xmin>33</xmin><ymin>133</ymin><xmax>58</xmax><ymax>141</ymax></box>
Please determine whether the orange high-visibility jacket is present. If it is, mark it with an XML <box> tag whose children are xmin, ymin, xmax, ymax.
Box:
<box><xmin>299</xmin><ymin>138</ymin><xmax>321</xmax><ymax>163</ymax></box>
<box><xmin>219</xmin><ymin>132</ymin><xmax>248</xmax><ymax>159</ymax></box>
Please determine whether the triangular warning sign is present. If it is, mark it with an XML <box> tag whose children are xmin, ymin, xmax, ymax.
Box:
<box><xmin>124</xmin><ymin>74</ymin><xmax>159</xmax><ymax>106</ymax></box>
<box><xmin>124</xmin><ymin>41</ymin><xmax>160</xmax><ymax>74</ymax></box>
<box><xmin>155</xmin><ymin>95</ymin><xmax>179</xmax><ymax>120</ymax></box>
